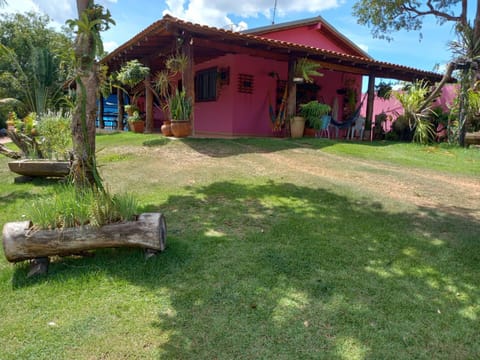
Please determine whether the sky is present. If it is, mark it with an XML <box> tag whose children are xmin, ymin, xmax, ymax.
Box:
<box><xmin>2</xmin><ymin>0</ymin><xmax>460</xmax><ymax>77</ymax></box>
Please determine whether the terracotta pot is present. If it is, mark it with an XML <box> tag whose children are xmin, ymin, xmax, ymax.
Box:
<box><xmin>171</xmin><ymin>120</ymin><xmax>191</xmax><ymax>138</ymax></box>
<box><xmin>129</xmin><ymin>121</ymin><xmax>145</xmax><ymax>133</ymax></box>
<box><xmin>303</xmin><ymin>127</ymin><xmax>316</xmax><ymax>137</ymax></box>
<box><xmin>161</xmin><ymin>120</ymin><xmax>173</xmax><ymax>136</ymax></box>
<box><xmin>290</xmin><ymin>116</ymin><xmax>305</xmax><ymax>138</ymax></box>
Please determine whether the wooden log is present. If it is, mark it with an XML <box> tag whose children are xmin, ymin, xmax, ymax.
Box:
<box><xmin>2</xmin><ymin>213</ymin><xmax>166</xmax><ymax>263</ymax></box>
<box><xmin>465</xmin><ymin>132</ymin><xmax>480</xmax><ymax>147</ymax></box>
<box><xmin>0</xmin><ymin>143</ymin><xmax>21</xmax><ymax>159</ymax></box>
<box><xmin>8</xmin><ymin>159</ymin><xmax>70</xmax><ymax>177</ymax></box>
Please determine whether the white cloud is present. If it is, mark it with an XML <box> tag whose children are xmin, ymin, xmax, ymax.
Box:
<box><xmin>163</xmin><ymin>0</ymin><xmax>341</xmax><ymax>30</ymax></box>
<box><xmin>357</xmin><ymin>44</ymin><xmax>369</xmax><ymax>53</ymax></box>
<box><xmin>2</xmin><ymin>0</ymin><xmax>40</xmax><ymax>15</ymax></box>
<box><xmin>103</xmin><ymin>41</ymin><xmax>119</xmax><ymax>53</ymax></box>
<box><xmin>3</xmin><ymin>0</ymin><xmax>118</xmax><ymax>26</ymax></box>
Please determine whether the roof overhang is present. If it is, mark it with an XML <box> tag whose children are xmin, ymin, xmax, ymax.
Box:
<box><xmin>102</xmin><ymin>15</ymin><xmax>449</xmax><ymax>84</ymax></box>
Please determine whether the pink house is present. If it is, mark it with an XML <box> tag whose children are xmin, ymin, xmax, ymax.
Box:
<box><xmin>102</xmin><ymin>15</ymin><xmax>445</xmax><ymax>137</ymax></box>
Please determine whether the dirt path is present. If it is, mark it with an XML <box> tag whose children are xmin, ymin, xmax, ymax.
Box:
<box><xmin>227</xmin><ymin>140</ymin><xmax>480</xmax><ymax>220</ymax></box>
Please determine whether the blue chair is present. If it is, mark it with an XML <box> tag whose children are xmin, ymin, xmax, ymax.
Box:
<box><xmin>317</xmin><ymin>114</ymin><xmax>331</xmax><ymax>138</ymax></box>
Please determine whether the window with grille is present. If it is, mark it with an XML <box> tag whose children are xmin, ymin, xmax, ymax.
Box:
<box><xmin>195</xmin><ymin>67</ymin><xmax>217</xmax><ymax>102</ymax></box>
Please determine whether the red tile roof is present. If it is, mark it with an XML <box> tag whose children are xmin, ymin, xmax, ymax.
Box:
<box><xmin>102</xmin><ymin>15</ymin><xmax>448</xmax><ymax>83</ymax></box>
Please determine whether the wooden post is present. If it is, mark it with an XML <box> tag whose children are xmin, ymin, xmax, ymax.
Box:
<box><xmin>182</xmin><ymin>36</ymin><xmax>195</xmax><ymax>136</ymax></box>
<box><xmin>98</xmin><ymin>94</ymin><xmax>105</xmax><ymax>129</ymax></box>
<box><xmin>366</xmin><ymin>74</ymin><xmax>375</xmax><ymax>141</ymax></box>
<box><xmin>286</xmin><ymin>57</ymin><xmax>297</xmax><ymax>137</ymax></box>
<box><xmin>117</xmin><ymin>87</ymin><xmax>124</xmax><ymax>131</ymax></box>
<box><xmin>145</xmin><ymin>72</ymin><xmax>153</xmax><ymax>133</ymax></box>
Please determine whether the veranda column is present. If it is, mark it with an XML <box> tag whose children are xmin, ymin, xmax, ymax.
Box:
<box><xmin>98</xmin><ymin>94</ymin><xmax>105</xmax><ymax>129</ymax></box>
<box><xmin>145</xmin><ymin>72</ymin><xmax>153</xmax><ymax>133</ymax></box>
<box><xmin>366</xmin><ymin>74</ymin><xmax>375</xmax><ymax>141</ymax></box>
<box><xmin>117</xmin><ymin>87</ymin><xmax>124</xmax><ymax>131</ymax></box>
<box><xmin>286</xmin><ymin>57</ymin><xmax>297</xmax><ymax>137</ymax></box>
<box><xmin>182</xmin><ymin>36</ymin><xmax>195</xmax><ymax>136</ymax></box>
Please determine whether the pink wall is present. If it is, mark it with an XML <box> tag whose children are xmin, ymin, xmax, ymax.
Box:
<box><xmin>193</xmin><ymin>52</ymin><xmax>363</xmax><ymax>137</ymax></box>
<box><xmin>258</xmin><ymin>24</ymin><xmax>363</xmax><ymax>56</ymax></box>
<box><xmin>232</xmin><ymin>55</ymin><xmax>286</xmax><ymax>136</ymax></box>
<box><xmin>360</xmin><ymin>84</ymin><xmax>458</xmax><ymax>132</ymax></box>
<box><xmin>194</xmin><ymin>55</ymin><xmax>236</xmax><ymax>136</ymax></box>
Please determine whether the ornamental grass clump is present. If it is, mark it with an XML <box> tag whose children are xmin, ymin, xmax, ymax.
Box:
<box><xmin>25</xmin><ymin>184</ymin><xmax>139</xmax><ymax>230</ymax></box>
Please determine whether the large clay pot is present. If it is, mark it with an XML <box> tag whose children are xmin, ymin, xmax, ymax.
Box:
<box><xmin>129</xmin><ymin>120</ymin><xmax>145</xmax><ymax>133</ymax></box>
<box><xmin>161</xmin><ymin>120</ymin><xmax>173</xmax><ymax>136</ymax></box>
<box><xmin>290</xmin><ymin>116</ymin><xmax>305</xmax><ymax>138</ymax></box>
<box><xmin>171</xmin><ymin>120</ymin><xmax>192</xmax><ymax>138</ymax></box>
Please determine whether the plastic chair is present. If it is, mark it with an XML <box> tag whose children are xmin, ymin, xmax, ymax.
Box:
<box><xmin>348</xmin><ymin>116</ymin><xmax>365</xmax><ymax>140</ymax></box>
<box><xmin>317</xmin><ymin>115</ymin><xmax>331</xmax><ymax>138</ymax></box>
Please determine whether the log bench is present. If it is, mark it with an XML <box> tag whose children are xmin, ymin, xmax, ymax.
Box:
<box><xmin>2</xmin><ymin>213</ymin><xmax>166</xmax><ymax>276</ymax></box>
<box><xmin>465</xmin><ymin>132</ymin><xmax>480</xmax><ymax>147</ymax></box>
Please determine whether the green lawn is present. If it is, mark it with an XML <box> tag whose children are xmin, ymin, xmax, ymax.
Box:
<box><xmin>1</xmin><ymin>134</ymin><xmax>479</xmax><ymax>359</ymax></box>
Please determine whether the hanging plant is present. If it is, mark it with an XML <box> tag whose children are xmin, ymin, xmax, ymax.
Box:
<box><xmin>376</xmin><ymin>81</ymin><xmax>393</xmax><ymax>99</ymax></box>
<box><xmin>294</xmin><ymin>58</ymin><xmax>323</xmax><ymax>83</ymax></box>
<box><xmin>117</xmin><ymin>59</ymin><xmax>150</xmax><ymax>89</ymax></box>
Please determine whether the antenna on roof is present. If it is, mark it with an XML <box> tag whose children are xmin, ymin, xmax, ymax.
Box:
<box><xmin>272</xmin><ymin>0</ymin><xmax>278</xmax><ymax>25</ymax></box>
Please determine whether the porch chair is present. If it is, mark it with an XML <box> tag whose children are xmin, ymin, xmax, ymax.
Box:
<box><xmin>317</xmin><ymin>114</ymin><xmax>331</xmax><ymax>138</ymax></box>
<box><xmin>348</xmin><ymin>116</ymin><xmax>366</xmax><ymax>140</ymax></box>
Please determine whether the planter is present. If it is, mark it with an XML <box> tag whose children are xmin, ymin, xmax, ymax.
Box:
<box><xmin>129</xmin><ymin>120</ymin><xmax>145</xmax><ymax>133</ymax></box>
<box><xmin>290</xmin><ymin>116</ymin><xmax>305</xmax><ymax>138</ymax></box>
<box><xmin>2</xmin><ymin>213</ymin><xmax>167</xmax><ymax>265</ymax></box>
<box><xmin>171</xmin><ymin>120</ymin><xmax>192</xmax><ymax>138</ymax></box>
<box><xmin>465</xmin><ymin>132</ymin><xmax>480</xmax><ymax>147</ymax></box>
<box><xmin>8</xmin><ymin>159</ymin><xmax>70</xmax><ymax>178</ymax></box>
<box><xmin>161</xmin><ymin>120</ymin><xmax>173</xmax><ymax>136</ymax></box>
<box><xmin>303</xmin><ymin>127</ymin><xmax>316</xmax><ymax>137</ymax></box>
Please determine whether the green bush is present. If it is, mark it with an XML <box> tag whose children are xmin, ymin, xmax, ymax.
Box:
<box><xmin>36</xmin><ymin>111</ymin><xmax>72</xmax><ymax>160</ymax></box>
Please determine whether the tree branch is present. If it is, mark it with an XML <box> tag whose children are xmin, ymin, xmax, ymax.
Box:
<box><xmin>402</xmin><ymin>0</ymin><xmax>462</xmax><ymax>22</ymax></box>
<box><xmin>419</xmin><ymin>62</ymin><xmax>456</xmax><ymax>113</ymax></box>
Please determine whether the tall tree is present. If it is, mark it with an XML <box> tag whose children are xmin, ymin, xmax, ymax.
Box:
<box><xmin>353</xmin><ymin>0</ymin><xmax>479</xmax><ymax>145</ymax></box>
<box><xmin>68</xmin><ymin>0</ymin><xmax>114</xmax><ymax>188</ymax></box>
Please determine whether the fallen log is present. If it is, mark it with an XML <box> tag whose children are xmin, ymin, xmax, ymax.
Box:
<box><xmin>0</xmin><ymin>143</ymin><xmax>21</xmax><ymax>159</ymax></box>
<box><xmin>2</xmin><ymin>213</ymin><xmax>166</xmax><ymax>263</ymax></box>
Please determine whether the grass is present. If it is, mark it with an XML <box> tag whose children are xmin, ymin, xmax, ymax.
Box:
<box><xmin>0</xmin><ymin>133</ymin><xmax>479</xmax><ymax>359</ymax></box>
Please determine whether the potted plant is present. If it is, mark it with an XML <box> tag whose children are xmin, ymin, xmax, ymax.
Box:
<box><xmin>294</xmin><ymin>58</ymin><xmax>323</xmax><ymax>84</ymax></box>
<box><xmin>300</xmin><ymin>100</ymin><xmax>331</xmax><ymax>129</ymax></box>
<box><xmin>116</xmin><ymin>59</ymin><xmax>150</xmax><ymax>125</ymax></box>
<box><xmin>127</xmin><ymin>110</ymin><xmax>144</xmax><ymax>133</ymax></box>
<box><xmin>169</xmin><ymin>89</ymin><xmax>193</xmax><ymax>137</ymax></box>
<box><xmin>154</xmin><ymin>54</ymin><xmax>190</xmax><ymax>137</ymax></box>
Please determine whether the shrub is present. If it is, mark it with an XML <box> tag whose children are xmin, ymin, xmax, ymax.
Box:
<box><xmin>36</xmin><ymin>111</ymin><xmax>72</xmax><ymax>160</ymax></box>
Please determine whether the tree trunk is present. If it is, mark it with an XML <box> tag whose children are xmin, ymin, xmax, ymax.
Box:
<box><xmin>71</xmin><ymin>69</ymin><xmax>98</xmax><ymax>186</ymax></box>
<box><xmin>2</xmin><ymin>213</ymin><xmax>166</xmax><ymax>262</ymax></box>
<box><xmin>71</xmin><ymin>0</ymin><xmax>101</xmax><ymax>188</ymax></box>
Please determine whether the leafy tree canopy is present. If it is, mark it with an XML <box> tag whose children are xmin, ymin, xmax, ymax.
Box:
<box><xmin>0</xmin><ymin>12</ymin><xmax>74</xmax><ymax>115</ymax></box>
<box><xmin>352</xmin><ymin>0</ymin><xmax>467</xmax><ymax>40</ymax></box>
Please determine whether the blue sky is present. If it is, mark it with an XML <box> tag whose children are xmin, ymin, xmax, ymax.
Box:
<box><xmin>5</xmin><ymin>0</ymin><xmax>458</xmax><ymax>76</ymax></box>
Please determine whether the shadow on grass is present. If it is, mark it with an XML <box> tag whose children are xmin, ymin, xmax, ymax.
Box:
<box><xmin>10</xmin><ymin>180</ymin><xmax>480</xmax><ymax>358</ymax></box>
